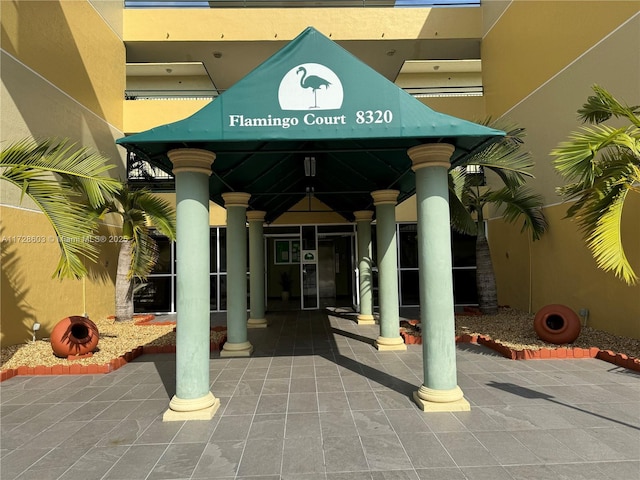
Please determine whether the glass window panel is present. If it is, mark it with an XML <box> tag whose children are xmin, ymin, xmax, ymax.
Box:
<box><xmin>452</xmin><ymin>231</ymin><xmax>476</xmax><ymax>267</ymax></box>
<box><xmin>210</xmin><ymin>275</ymin><xmax>218</xmax><ymax>310</ymax></box>
<box><xmin>219</xmin><ymin>274</ymin><xmax>227</xmax><ymax>310</ymax></box>
<box><xmin>302</xmin><ymin>225</ymin><xmax>316</xmax><ymax>250</ymax></box>
<box><xmin>264</xmin><ymin>226</ymin><xmax>300</xmax><ymax>235</ymax></box>
<box><xmin>219</xmin><ymin>228</ymin><xmax>227</xmax><ymax>272</ymax></box>
<box><xmin>398</xmin><ymin>224</ymin><xmax>418</xmax><ymax>269</ymax></box>
<box><xmin>152</xmin><ymin>236</ymin><xmax>172</xmax><ymax>274</ymax></box>
<box><xmin>302</xmin><ymin>264</ymin><xmax>317</xmax><ymax>309</ymax></box>
<box><xmin>453</xmin><ymin>269</ymin><xmax>478</xmax><ymax>305</ymax></box>
<box><xmin>134</xmin><ymin>277</ymin><xmax>172</xmax><ymax>313</ymax></box>
<box><xmin>371</xmin><ymin>225</ymin><xmax>378</xmax><ymax>266</ymax></box>
<box><xmin>317</xmin><ymin>225</ymin><xmax>354</xmax><ymax>234</ymax></box>
<box><xmin>210</xmin><ymin>229</ymin><xmax>218</xmax><ymax>273</ymax></box>
<box><xmin>400</xmin><ymin>270</ymin><xmax>420</xmax><ymax>306</ymax></box>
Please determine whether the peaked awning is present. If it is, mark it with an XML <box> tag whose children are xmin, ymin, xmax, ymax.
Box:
<box><xmin>117</xmin><ymin>27</ymin><xmax>503</xmax><ymax>222</ymax></box>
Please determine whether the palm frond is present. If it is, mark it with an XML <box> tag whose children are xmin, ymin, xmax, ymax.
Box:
<box><xmin>487</xmin><ymin>187</ymin><xmax>548</xmax><ymax>241</ymax></box>
<box><xmin>569</xmin><ymin>161</ymin><xmax>640</xmax><ymax>284</ymax></box>
<box><xmin>461</xmin><ymin>119</ymin><xmax>535</xmax><ymax>188</ymax></box>
<box><xmin>126</xmin><ymin>190</ymin><xmax>176</xmax><ymax>240</ymax></box>
<box><xmin>1</xmin><ymin>170</ymin><xmax>99</xmax><ymax>278</ymax></box>
<box><xmin>551</xmin><ymin>124</ymin><xmax>638</xmax><ymax>186</ymax></box>
<box><xmin>578</xmin><ymin>84</ymin><xmax>640</xmax><ymax>127</ymax></box>
<box><xmin>1</xmin><ymin>138</ymin><xmax>120</xmax><ymax>208</ymax></box>
<box><xmin>100</xmin><ymin>185</ymin><xmax>177</xmax><ymax>279</ymax></box>
<box><xmin>448</xmin><ymin>188</ymin><xmax>477</xmax><ymax>236</ymax></box>
<box><xmin>129</xmin><ymin>224</ymin><xmax>159</xmax><ymax>280</ymax></box>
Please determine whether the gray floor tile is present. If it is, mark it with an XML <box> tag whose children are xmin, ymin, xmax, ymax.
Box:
<box><xmin>285</xmin><ymin>412</ymin><xmax>321</xmax><ymax>438</ymax></box>
<box><xmin>360</xmin><ymin>434</ymin><xmax>412</xmax><ymax>471</ymax></box>
<box><xmin>324</xmin><ymin>435</ymin><xmax>369</xmax><ymax>472</ymax></box>
<box><xmin>368</xmin><ymin>471</ymin><xmax>419</xmax><ymax>479</ymax></box>
<box><xmin>282</xmin><ymin>435</ymin><xmax>325</xmax><ymax>474</ymax></box>
<box><xmin>435</xmin><ymin>431</ymin><xmax>499</xmax><ymax>467</ymax></box>
<box><xmin>256</xmin><ymin>393</ymin><xmax>288</xmax><ymax>414</ymax></box>
<box><xmin>353</xmin><ymin>409</ymin><xmax>394</xmax><ymax>435</ymax></box>
<box><xmin>191</xmin><ymin>440</ymin><xmax>244</xmax><ymax>478</ymax></box>
<box><xmin>398</xmin><ymin>431</ymin><xmax>456</xmax><ymax>469</ymax></box>
<box><xmin>510</xmin><ymin>430</ymin><xmax>586</xmax><ymax>463</ymax></box>
<box><xmin>248</xmin><ymin>413</ymin><xmax>286</xmax><ymax>439</ymax></box>
<box><xmin>135</xmin><ymin>418</ymin><xmax>184</xmax><ymax>444</ymax></box>
<box><xmin>237</xmin><ymin>438</ymin><xmax>283</xmax><ymax>476</ymax></box>
<box><xmin>147</xmin><ymin>443</ymin><xmax>207</xmax><ymax>479</ymax></box>
<box><xmin>2</xmin><ymin>309</ymin><xmax>639</xmax><ymax>480</ymax></box>
<box><xmin>212</xmin><ymin>415</ymin><xmax>253</xmax><ymax>441</ymax></box>
<box><xmin>320</xmin><ymin>410</ymin><xmax>359</xmax><ymax>437</ymax></box>
<box><xmin>288</xmin><ymin>392</ymin><xmax>319</xmax><ymax>412</ymax></box>
<box><xmin>347</xmin><ymin>391</ymin><xmax>380</xmax><ymax>410</ymax></box>
<box><xmin>318</xmin><ymin>391</ymin><xmax>351</xmax><ymax>412</ymax></box>
<box><xmin>415</xmin><ymin>467</ymin><xmax>466</xmax><ymax>479</ymax></box>
<box><xmin>104</xmin><ymin>444</ymin><xmax>167</xmax><ymax>479</ymax></box>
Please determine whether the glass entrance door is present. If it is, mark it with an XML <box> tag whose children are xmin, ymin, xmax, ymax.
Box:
<box><xmin>301</xmin><ymin>226</ymin><xmax>318</xmax><ymax>309</ymax></box>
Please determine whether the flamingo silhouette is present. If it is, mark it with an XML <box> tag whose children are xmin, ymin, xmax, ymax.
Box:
<box><xmin>296</xmin><ymin>66</ymin><xmax>331</xmax><ymax>109</ymax></box>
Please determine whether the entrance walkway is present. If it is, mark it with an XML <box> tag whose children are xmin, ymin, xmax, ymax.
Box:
<box><xmin>2</xmin><ymin>310</ymin><xmax>639</xmax><ymax>479</ymax></box>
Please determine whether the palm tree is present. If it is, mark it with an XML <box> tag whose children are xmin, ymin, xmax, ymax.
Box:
<box><xmin>552</xmin><ymin>85</ymin><xmax>640</xmax><ymax>285</ymax></box>
<box><xmin>450</xmin><ymin>119</ymin><xmax>548</xmax><ymax>314</ymax></box>
<box><xmin>98</xmin><ymin>186</ymin><xmax>176</xmax><ymax>321</ymax></box>
<box><xmin>1</xmin><ymin>138</ymin><xmax>120</xmax><ymax>278</ymax></box>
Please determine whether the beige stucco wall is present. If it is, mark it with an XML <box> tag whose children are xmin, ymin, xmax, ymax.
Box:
<box><xmin>483</xmin><ymin>2</ymin><xmax>640</xmax><ymax>338</ymax></box>
<box><xmin>1</xmin><ymin>0</ymin><xmax>126</xmax><ymax>346</ymax></box>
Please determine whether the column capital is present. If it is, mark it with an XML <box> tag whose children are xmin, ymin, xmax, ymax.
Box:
<box><xmin>353</xmin><ymin>210</ymin><xmax>374</xmax><ymax>222</ymax></box>
<box><xmin>222</xmin><ymin>192</ymin><xmax>251</xmax><ymax>208</ymax></box>
<box><xmin>371</xmin><ymin>189</ymin><xmax>399</xmax><ymax>206</ymax></box>
<box><xmin>246</xmin><ymin>210</ymin><xmax>266</xmax><ymax>223</ymax></box>
<box><xmin>168</xmin><ymin>148</ymin><xmax>215</xmax><ymax>176</ymax></box>
<box><xmin>407</xmin><ymin>143</ymin><xmax>455</xmax><ymax>172</ymax></box>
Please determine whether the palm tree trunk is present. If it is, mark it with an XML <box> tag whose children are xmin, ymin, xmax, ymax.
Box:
<box><xmin>475</xmin><ymin>214</ymin><xmax>498</xmax><ymax>315</ymax></box>
<box><xmin>115</xmin><ymin>239</ymin><xmax>134</xmax><ymax>321</ymax></box>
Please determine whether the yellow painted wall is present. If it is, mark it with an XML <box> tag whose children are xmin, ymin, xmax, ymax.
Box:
<box><xmin>490</xmin><ymin>200</ymin><xmax>640</xmax><ymax>339</ymax></box>
<box><xmin>123</xmin><ymin>99</ymin><xmax>211</xmax><ymax>134</ymax></box>
<box><xmin>482</xmin><ymin>1</ymin><xmax>639</xmax><ymax>118</ymax></box>
<box><xmin>1</xmin><ymin>206</ymin><xmax>120</xmax><ymax>346</ymax></box>
<box><xmin>124</xmin><ymin>7</ymin><xmax>480</xmax><ymax>42</ymax></box>
<box><xmin>1</xmin><ymin>0</ymin><xmax>125</xmax><ymax>130</ymax></box>
<box><xmin>484</xmin><ymin>4</ymin><xmax>640</xmax><ymax>339</ymax></box>
<box><xmin>1</xmin><ymin>0</ymin><xmax>126</xmax><ymax>347</ymax></box>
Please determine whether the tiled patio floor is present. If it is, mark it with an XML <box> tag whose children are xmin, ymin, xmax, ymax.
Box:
<box><xmin>1</xmin><ymin>309</ymin><xmax>639</xmax><ymax>480</ymax></box>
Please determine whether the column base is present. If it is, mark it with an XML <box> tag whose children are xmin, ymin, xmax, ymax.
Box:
<box><xmin>357</xmin><ymin>314</ymin><xmax>376</xmax><ymax>325</ymax></box>
<box><xmin>220</xmin><ymin>340</ymin><xmax>254</xmax><ymax>357</ymax></box>
<box><xmin>163</xmin><ymin>391</ymin><xmax>220</xmax><ymax>421</ymax></box>
<box><xmin>375</xmin><ymin>335</ymin><xmax>407</xmax><ymax>351</ymax></box>
<box><xmin>247</xmin><ymin>318</ymin><xmax>268</xmax><ymax>328</ymax></box>
<box><xmin>412</xmin><ymin>385</ymin><xmax>470</xmax><ymax>412</ymax></box>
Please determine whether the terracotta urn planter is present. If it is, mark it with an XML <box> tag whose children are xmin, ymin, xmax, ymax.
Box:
<box><xmin>50</xmin><ymin>316</ymin><xmax>100</xmax><ymax>358</ymax></box>
<box><xmin>533</xmin><ymin>304</ymin><xmax>581</xmax><ymax>344</ymax></box>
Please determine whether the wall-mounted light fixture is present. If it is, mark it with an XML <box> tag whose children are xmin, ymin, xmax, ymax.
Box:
<box><xmin>32</xmin><ymin>322</ymin><xmax>41</xmax><ymax>342</ymax></box>
<box><xmin>304</xmin><ymin>156</ymin><xmax>316</xmax><ymax>177</ymax></box>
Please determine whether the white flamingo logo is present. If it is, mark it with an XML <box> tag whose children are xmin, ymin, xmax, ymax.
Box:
<box><xmin>278</xmin><ymin>63</ymin><xmax>343</xmax><ymax>111</ymax></box>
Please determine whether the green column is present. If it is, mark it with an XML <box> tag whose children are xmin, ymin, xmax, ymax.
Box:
<box><xmin>164</xmin><ymin>148</ymin><xmax>220</xmax><ymax>421</ymax></box>
<box><xmin>221</xmin><ymin>192</ymin><xmax>253</xmax><ymax>357</ymax></box>
<box><xmin>247</xmin><ymin>210</ymin><xmax>267</xmax><ymax>328</ymax></box>
<box><xmin>408</xmin><ymin>143</ymin><xmax>470</xmax><ymax>412</ymax></box>
<box><xmin>354</xmin><ymin>210</ymin><xmax>375</xmax><ymax>325</ymax></box>
<box><xmin>371</xmin><ymin>190</ymin><xmax>406</xmax><ymax>351</ymax></box>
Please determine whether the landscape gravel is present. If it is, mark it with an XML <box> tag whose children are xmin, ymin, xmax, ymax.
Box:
<box><xmin>1</xmin><ymin>309</ymin><xmax>638</xmax><ymax>370</ymax></box>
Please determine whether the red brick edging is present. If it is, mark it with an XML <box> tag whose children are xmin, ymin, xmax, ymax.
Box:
<box><xmin>399</xmin><ymin>331</ymin><xmax>640</xmax><ymax>372</ymax></box>
<box><xmin>0</xmin><ymin>329</ymin><xmax>227</xmax><ymax>382</ymax></box>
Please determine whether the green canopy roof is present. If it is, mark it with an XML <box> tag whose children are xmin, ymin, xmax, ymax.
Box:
<box><xmin>117</xmin><ymin>27</ymin><xmax>503</xmax><ymax>222</ymax></box>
